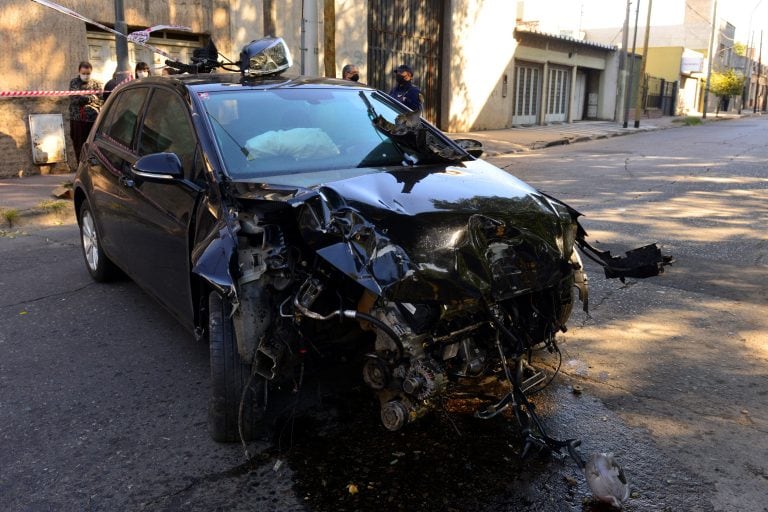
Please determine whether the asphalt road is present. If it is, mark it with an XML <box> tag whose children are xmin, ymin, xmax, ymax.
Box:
<box><xmin>490</xmin><ymin>116</ymin><xmax>768</xmax><ymax>511</ymax></box>
<box><xmin>1</xmin><ymin>117</ymin><xmax>765</xmax><ymax>511</ymax></box>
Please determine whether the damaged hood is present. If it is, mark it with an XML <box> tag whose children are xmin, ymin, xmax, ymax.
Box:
<box><xmin>233</xmin><ymin>160</ymin><xmax>578</xmax><ymax>302</ymax></box>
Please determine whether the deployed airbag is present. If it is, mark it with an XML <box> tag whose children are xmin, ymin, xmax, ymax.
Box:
<box><xmin>245</xmin><ymin>128</ymin><xmax>340</xmax><ymax>161</ymax></box>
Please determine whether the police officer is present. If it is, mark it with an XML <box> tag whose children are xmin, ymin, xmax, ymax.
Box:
<box><xmin>388</xmin><ymin>64</ymin><xmax>423</xmax><ymax>112</ymax></box>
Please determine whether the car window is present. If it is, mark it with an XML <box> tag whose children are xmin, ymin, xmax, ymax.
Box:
<box><xmin>100</xmin><ymin>87</ymin><xmax>149</xmax><ymax>148</ymax></box>
<box><xmin>139</xmin><ymin>88</ymin><xmax>197</xmax><ymax>175</ymax></box>
<box><xmin>200</xmin><ymin>89</ymin><xmax>405</xmax><ymax>180</ymax></box>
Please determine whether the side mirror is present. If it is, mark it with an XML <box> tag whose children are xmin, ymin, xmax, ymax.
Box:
<box><xmin>453</xmin><ymin>138</ymin><xmax>484</xmax><ymax>158</ymax></box>
<box><xmin>132</xmin><ymin>153</ymin><xmax>183</xmax><ymax>181</ymax></box>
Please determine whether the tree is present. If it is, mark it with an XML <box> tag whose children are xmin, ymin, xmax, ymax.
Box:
<box><xmin>733</xmin><ymin>42</ymin><xmax>747</xmax><ymax>57</ymax></box>
<box><xmin>710</xmin><ymin>70</ymin><xmax>745</xmax><ymax>114</ymax></box>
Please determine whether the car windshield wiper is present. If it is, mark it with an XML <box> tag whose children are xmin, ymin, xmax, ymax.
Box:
<box><xmin>206</xmin><ymin>110</ymin><xmax>250</xmax><ymax>158</ymax></box>
<box><xmin>361</xmin><ymin>91</ymin><xmax>468</xmax><ymax>165</ymax></box>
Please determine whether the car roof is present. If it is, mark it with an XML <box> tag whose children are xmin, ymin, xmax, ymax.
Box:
<box><xmin>140</xmin><ymin>72</ymin><xmax>371</xmax><ymax>93</ymax></box>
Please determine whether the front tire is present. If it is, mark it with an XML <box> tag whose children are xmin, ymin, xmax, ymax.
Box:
<box><xmin>78</xmin><ymin>200</ymin><xmax>117</xmax><ymax>282</ymax></box>
<box><xmin>208</xmin><ymin>291</ymin><xmax>266</xmax><ymax>442</ymax></box>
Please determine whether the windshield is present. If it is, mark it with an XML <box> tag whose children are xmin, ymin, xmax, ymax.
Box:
<box><xmin>199</xmin><ymin>88</ymin><xmax>418</xmax><ymax>180</ymax></box>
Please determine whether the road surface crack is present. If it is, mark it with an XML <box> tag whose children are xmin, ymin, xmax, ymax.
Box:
<box><xmin>0</xmin><ymin>282</ymin><xmax>96</xmax><ymax>310</ymax></box>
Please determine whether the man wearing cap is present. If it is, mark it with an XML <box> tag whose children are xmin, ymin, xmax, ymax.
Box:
<box><xmin>389</xmin><ymin>64</ymin><xmax>423</xmax><ymax>112</ymax></box>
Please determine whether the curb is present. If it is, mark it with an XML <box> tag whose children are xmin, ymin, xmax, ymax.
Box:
<box><xmin>1</xmin><ymin>203</ymin><xmax>76</xmax><ymax>230</ymax></box>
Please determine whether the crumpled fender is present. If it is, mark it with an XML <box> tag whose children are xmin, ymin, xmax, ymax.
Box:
<box><xmin>191</xmin><ymin>213</ymin><xmax>238</xmax><ymax>300</ymax></box>
<box><xmin>576</xmin><ymin>228</ymin><xmax>673</xmax><ymax>282</ymax></box>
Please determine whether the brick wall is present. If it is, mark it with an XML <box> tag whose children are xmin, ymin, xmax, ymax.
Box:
<box><xmin>0</xmin><ymin>98</ymin><xmax>75</xmax><ymax>178</ymax></box>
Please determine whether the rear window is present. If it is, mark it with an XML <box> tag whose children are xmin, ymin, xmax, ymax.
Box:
<box><xmin>99</xmin><ymin>87</ymin><xmax>149</xmax><ymax>148</ymax></box>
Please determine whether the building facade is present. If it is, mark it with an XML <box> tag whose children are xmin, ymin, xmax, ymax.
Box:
<box><xmin>1</xmin><ymin>0</ymin><xmax>622</xmax><ymax>178</ymax></box>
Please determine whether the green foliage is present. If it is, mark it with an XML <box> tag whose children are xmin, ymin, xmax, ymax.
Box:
<box><xmin>2</xmin><ymin>208</ymin><xmax>20</xmax><ymax>228</ymax></box>
<box><xmin>37</xmin><ymin>200</ymin><xmax>68</xmax><ymax>212</ymax></box>
<box><xmin>733</xmin><ymin>42</ymin><xmax>747</xmax><ymax>57</ymax></box>
<box><xmin>682</xmin><ymin>116</ymin><xmax>702</xmax><ymax>126</ymax></box>
<box><xmin>710</xmin><ymin>70</ymin><xmax>745</xmax><ymax>98</ymax></box>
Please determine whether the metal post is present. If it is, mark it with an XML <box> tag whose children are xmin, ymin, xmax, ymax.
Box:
<box><xmin>743</xmin><ymin>1</ymin><xmax>764</xmax><ymax>112</ymax></box>
<box><xmin>617</xmin><ymin>0</ymin><xmax>631</xmax><ymax>124</ymax></box>
<box><xmin>623</xmin><ymin>0</ymin><xmax>641</xmax><ymax>128</ymax></box>
<box><xmin>634</xmin><ymin>0</ymin><xmax>652</xmax><ymax>128</ymax></box>
<box><xmin>703</xmin><ymin>0</ymin><xmax>718</xmax><ymax>119</ymax></box>
<box><xmin>743</xmin><ymin>31</ymin><xmax>754</xmax><ymax>112</ymax></box>
<box><xmin>114</xmin><ymin>0</ymin><xmax>131</xmax><ymax>80</ymax></box>
<box><xmin>756</xmin><ymin>30</ymin><xmax>763</xmax><ymax>113</ymax></box>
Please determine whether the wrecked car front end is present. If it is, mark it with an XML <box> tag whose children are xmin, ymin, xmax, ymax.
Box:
<box><xmin>188</xmin><ymin>81</ymin><xmax>669</xmax><ymax>508</ymax></box>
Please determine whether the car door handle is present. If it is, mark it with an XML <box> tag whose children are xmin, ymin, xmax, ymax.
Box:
<box><xmin>119</xmin><ymin>176</ymin><xmax>135</xmax><ymax>188</ymax></box>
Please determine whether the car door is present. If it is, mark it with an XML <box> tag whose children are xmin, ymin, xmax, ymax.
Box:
<box><xmin>117</xmin><ymin>86</ymin><xmax>204</xmax><ymax>327</ymax></box>
<box><xmin>84</xmin><ymin>86</ymin><xmax>150</xmax><ymax>268</ymax></box>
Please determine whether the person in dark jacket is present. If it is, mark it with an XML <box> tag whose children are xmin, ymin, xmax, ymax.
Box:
<box><xmin>68</xmin><ymin>61</ymin><xmax>103</xmax><ymax>162</ymax></box>
<box><xmin>388</xmin><ymin>64</ymin><xmax>423</xmax><ymax>112</ymax></box>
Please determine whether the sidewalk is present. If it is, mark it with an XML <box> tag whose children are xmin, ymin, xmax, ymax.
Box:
<box><xmin>0</xmin><ymin>172</ymin><xmax>76</xmax><ymax>229</ymax></box>
<box><xmin>0</xmin><ymin>112</ymin><xmax>752</xmax><ymax>230</ymax></box>
<box><xmin>454</xmin><ymin>113</ymin><xmax>744</xmax><ymax>156</ymax></box>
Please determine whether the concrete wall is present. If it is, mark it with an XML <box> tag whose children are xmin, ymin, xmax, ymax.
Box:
<box><xmin>0</xmin><ymin>0</ymin><xmax>231</xmax><ymax>178</ymax></box>
<box><xmin>598</xmin><ymin>50</ymin><xmax>619</xmax><ymax>120</ymax></box>
<box><xmin>228</xmin><ymin>0</ymin><xmax>307</xmax><ymax>70</ymax></box>
<box><xmin>333</xmin><ymin>0</ymin><xmax>368</xmax><ymax>82</ymax></box>
<box><xmin>445</xmin><ymin>0</ymin><xmax>518</xmax><ymax>132</ymax></box>
<box><xmin>0</xmin><ymin>98</ymin><xmax>73</xmax><ymax>178</ymax></box>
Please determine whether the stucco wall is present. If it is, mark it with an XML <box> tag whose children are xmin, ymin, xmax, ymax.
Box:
<box><xmin>333</xmin><ymin>0</ymin><xmax>368</xmax><ymax>82</ymax></box>
<box><xmin>446</xmin><ymin>0</ymin><xmax>518</xmax><ymax>132</ymax></box>
<box><xmin>0</xmin><ymin>98</ymin><xmax>73</xmax><ymax>178</ymax></box>
<box><xmin>0</xmin><ymin>0</ymin><xmax>231</xmax><ymax>178</ymax></box>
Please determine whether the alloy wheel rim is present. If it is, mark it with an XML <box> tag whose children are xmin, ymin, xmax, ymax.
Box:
<box><xmin>81</xmin><ymin>211</ymin><xmax>99</xmax><ymax>271</ymax></box>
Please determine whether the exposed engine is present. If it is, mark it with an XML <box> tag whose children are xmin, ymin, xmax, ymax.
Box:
<box><xmin>218</xmin><ymin>172</ymin><xmax>669</xmax><ymax>509</ymax></box>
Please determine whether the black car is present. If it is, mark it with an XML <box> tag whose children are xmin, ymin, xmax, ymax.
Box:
<box><xmin>74</xmin><ymin>40</ymin><xmax>668</xmax><ymax>504</ymax></box>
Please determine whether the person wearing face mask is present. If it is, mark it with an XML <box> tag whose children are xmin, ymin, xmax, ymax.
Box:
<box><xmin>135</xmin><ymin>62</ymin><xmax>151</xmax><ymax>79</ymax></box>
<box><xmin>388</xmin><ymin>64</ymin><xmax>423</xmax><ymax>112</ymax></box>
<box><xmin>342</xmin><ymin>63</ymin><xmax>360</xmax><ymax>82</ymax></box>
<box><xmin>68</xmin><ymin>61</ymin><xmax>103</xmax><ymax>162</ymax></box>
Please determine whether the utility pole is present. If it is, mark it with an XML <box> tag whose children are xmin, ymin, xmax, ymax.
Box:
<box><xmin>743</xmin><ymin>0</ymin><xmax>764</xmax><ymax>112</ymax></box>
<box><xmin>263</xmin><ymin>0</ymin><xmax>276</xmax><ymax>37</ymax></box>
<box><xmin>113</xmin><ymin>0</ymin><xmax>131</xmax><ymax>81</ymax></box>
<box><xmin>617</xmin><ymin>0</ymin><xmax>631</xmax><ymax>124</ymax></box>
<box><xmin>634</xmin><ymin>0</ymin><xmax>652</xmax><ymax>128</ymax></box>
<box><xmin>756</xmin><ymin>30</ymin><xmax>763</xmax><ymax>113</ymax></box>
<box><xmin>703</xmin><ymin>0</ymin><xmax>718</xmax><ymax>119</ymax></box>
<box><xmin>742</xmin><ymin>31</ymin><xmax>754</xmax><ymax>112</ymax></box>
<box><xmin>623</xmin><ymin>0</ymin><xmax>641</xmax><ymax>128</ymax></box>
<box><xmin>323</xmin><ymin>0</ymin><xmax>336</xmax><ymax>77</ymax></box>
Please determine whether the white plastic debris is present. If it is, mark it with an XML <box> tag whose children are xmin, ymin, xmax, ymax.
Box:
<box><xmin>585</xmin><ymin>452</ymin><xmax>630</xmax><ymax>509</ymax></box>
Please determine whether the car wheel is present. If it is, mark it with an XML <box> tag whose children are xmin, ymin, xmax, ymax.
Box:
<box><xmin>208</xmin><ymin>291</ymin><xmax>267</xmax><ymax>442</ymax></box>
<box><xmin>79</xmin><ymin>200</ymin><xmax>117</xmax><ymax>282</ymax></box>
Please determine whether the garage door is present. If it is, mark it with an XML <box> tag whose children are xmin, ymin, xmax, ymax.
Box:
<box><xmin>512</xmin><ymin>64</ymin><xmax>540</xmax><ymax>125</ymax></box>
